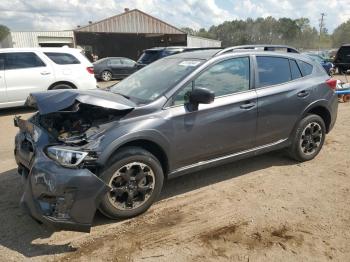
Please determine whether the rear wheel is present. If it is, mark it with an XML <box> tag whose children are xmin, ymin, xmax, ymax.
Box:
<box><xmin>288</xmin><ymin>114</ymin><xmax>326</xmax><ymax>162</ymax></box>
<box><xmin>50</xmin><ymin>83</ymin><xmax>73</xmax><ymax>90</ymax></box>
<box><xmin>101</xmin><ymin>70</ymin><xmax>112</xmax><ymax>81</ymax></box>
<box><xmin>99</xmin><ymin>147</ymin><xmax>164</xmax><ymax>219</ymax></box>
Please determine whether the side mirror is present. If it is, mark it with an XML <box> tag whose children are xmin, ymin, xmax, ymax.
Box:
<box><xmin>187</xmin><ymin>88</ymin><xmax>215</xmax><ymax>111</ymax></box>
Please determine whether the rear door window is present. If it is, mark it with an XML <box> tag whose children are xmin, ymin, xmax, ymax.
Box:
<box><xmin>108</xmin><ymin>58</ymin><xmax>122</xmax><ymax>66</ymax></box>
<box><xmin>289</xmin><ymin>59</ymin><xmax>302</xmax><ymax>79</ymax></box>
<box><xmin>297</xmin><ymin>60</ymin><xmax>313</xmax><ymax>76</ymax></box>
<box><xmin>5</xmin><ymin>52</ymin><xmax>46</xmax><ymax>70</ymax></box>
<box><xmin>121</xmin><ymin>58</ymin><xmax>135</xmax><ymax>66</ymax></box>
<box><xmin>256</xmin><ymin>56</ymin><xmax>291</xmax><ymax>87</ymax></box>
<box><xmin>44</xmin><ymin>52</ymin><xmax>80</xmax><ymax>65</ymax></box>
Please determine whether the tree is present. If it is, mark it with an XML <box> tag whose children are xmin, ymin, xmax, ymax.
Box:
<box><xmin>0</xmin><ymin>25</ymin><xmax>10</xmax><ymax>41</ymax></box>
<box><xmin>332</xmin><ymin>19</ymin><xmax>350</xmax><ymax>47</ymax></box>
<box><xmin>180</xmin><ymin>27</ymin><xmax>196</xmax><ymax>35</ymax></box>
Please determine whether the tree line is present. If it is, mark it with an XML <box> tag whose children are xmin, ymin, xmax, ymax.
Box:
<box><xmin>182</xmin><ymin>17</ymin><xmax>350</xmax><ymax>50</ymax></box>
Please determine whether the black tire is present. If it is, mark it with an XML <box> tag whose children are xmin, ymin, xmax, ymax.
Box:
<box><xmin>288</xmin><ymin>114</ymin><xmax>326</xmax><ymax>162</ymax></box>
<box><xmin>50</xmin><ymin>83</ymin><xmax>73</xmax><ymax>90</ymax></box>
<box><xmin>99</xmin><ymin>147</ymin><xmax>164</xmax><ymax>219</ymax></box>
<box><xmin>100</xmin><ymin>70</ymin><xmax>112</xmax><ymax>81</ymax></box>
<box><xmin>338</xmin><ymin>66</ymin><xmax>347</xmax><ymax>75</ymax></box>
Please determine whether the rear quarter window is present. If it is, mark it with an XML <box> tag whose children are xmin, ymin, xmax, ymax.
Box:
<box><xmin>44</xmin><ymin>52</ymin><xmax>80</xmax><ymax>65</ymax></box>
<box><xmin>297</xmin><ymin>60</ymin><xmax>313</xmax><ymax>76</ymax></box>
<box><xmin>256</xmin><ymin>56</ymin><xmax>291</xmax><ymax>87</ymax></box>
<box><xmin>289</xmin><ymin>59</ymin><xmax>302</xmax><ymax>80</ymax></box>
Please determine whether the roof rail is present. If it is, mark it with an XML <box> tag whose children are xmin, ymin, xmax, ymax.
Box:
<box><xmin>214</xmin><ymin>45</ymin><xmax>300</xmax><ymax>56</ymax></box>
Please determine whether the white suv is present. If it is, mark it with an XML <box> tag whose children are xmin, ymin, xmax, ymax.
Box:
<box><xmin>0</xmin><ymin>47</ymin><xmax>97</xmax><ymax>109</ymax></box>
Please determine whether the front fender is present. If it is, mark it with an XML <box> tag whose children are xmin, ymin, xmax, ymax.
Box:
<box><xmin>96</xmin><ymin>129</ymin><xmax>171</xmax><ymax>166</ymax></box>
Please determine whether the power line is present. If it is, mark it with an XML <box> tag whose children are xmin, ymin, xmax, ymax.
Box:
<box><xmin>319</xmin><ymin>13</ymin><xmax>326</xmax><ymax>50</ymax></box>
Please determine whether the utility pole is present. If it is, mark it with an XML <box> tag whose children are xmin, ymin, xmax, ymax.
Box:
<box><xmin>319</xmin><ymin>13</ymin><xmax>326</xmax><ymax>51</ymax></box>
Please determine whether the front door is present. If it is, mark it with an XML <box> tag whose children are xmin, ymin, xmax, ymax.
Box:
<box><xmin>166</xmin><ymin>56</ymin><xmax>258</xmax><ymax>169</ymax></box>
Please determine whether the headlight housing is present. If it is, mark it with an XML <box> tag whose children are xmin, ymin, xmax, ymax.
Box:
<box><xmin>46</xmin><ymin>146</ymin><xmax>88</xmax><ymax>167</ymax></box>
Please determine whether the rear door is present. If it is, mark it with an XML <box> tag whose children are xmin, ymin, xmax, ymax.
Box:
<box><xmin>254</xmin><ymin>55</ymin><xmax>314</xmax><ymax>146</ymax></box>
<box><xmin>0</xmin><ymin>54</ymin><xmax>6</xmax><ymax>105</ymax></box>
<box><xmin>120</xmin><ymin>58</ymin><xmax>137</xmax><ymax>75</ymax></box>
<box><xmin>4</xmin><ymin>52</ymin><xmax>54</xmax><ymax>103</ymax></box>
<box><xmin>108</xmin><ymin>58</ymin><xmax>123</xmax><ymax>77</ymax></box>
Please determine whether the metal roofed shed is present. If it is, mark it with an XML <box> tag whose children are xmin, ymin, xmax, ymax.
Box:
<box><xmin>74</xmin><ymin>9</ymin><xmax>221</xmax><ymax>60</ymax></box>
<box><xmin>0</xmin><ymin>31</ymin><xmax>75</xmax><ymax>48</ymax></box>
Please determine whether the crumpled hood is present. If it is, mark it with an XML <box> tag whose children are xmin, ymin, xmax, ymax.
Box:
<box><xmin>26</xmin><ymin>89</ymin><xmax>135</xmax><ymax>115</ymax></box>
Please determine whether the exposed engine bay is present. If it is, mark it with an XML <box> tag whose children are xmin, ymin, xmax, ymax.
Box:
<box><xmin>37</xmin><ymin>103</ymin><xmax>128</xmax><ymax>145</ymax></box>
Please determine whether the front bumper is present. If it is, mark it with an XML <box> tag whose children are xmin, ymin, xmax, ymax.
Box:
<box><xmin>14</xmin><ymin>117</ymin><xmax>109</xmax><ymax>232</ymax></box>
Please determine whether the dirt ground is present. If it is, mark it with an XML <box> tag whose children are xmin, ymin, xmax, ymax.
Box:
<box><xmin>0</xmin><ymin>77</ymin><xmax>349</xmax><ymax>261</ymax></box>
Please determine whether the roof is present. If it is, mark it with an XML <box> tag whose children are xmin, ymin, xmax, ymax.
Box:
<box><xmin>0</xmin><ymin>47</ymin><xmax>81</xmax><ymax>53</ymax></box>
<box><xmin>166</xmin><ymin>49</ymin><xmax>221</xmax><ymax>60</ymax></box>
<box><xmin>167</xmin><ymin>49</ymin><xmax>314</xmax><ymax>64</ymax></box>
<box><xmin>75</xmin><ymin>9</ymin><xmax>185</xmax><ymax>34</ymax></box>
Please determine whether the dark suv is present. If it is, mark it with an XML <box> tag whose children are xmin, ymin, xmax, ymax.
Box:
<box><xmin>136</xmin><ymin>46</ymin><xmax>220</xmax><ymax>68</ymax></box>
<box><xmin>334</xmin><ymin>44</ymin><xmax>350</xmax><ymax>74</ymax></box>
<box><xmin>15</xmin><ymin>46</ymin><xmax>338</xmax><ymax>232</ymax></box>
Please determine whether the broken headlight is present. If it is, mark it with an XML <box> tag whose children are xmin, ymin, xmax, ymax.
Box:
<box><xmin>46</xmin><ymin>146</ymin><xmax>88</xmax><ymax>168</ymax></box>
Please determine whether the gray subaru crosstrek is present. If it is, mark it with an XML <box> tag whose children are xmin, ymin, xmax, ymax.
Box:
<box><xmin>14</xmin><ymin>46</ymin><xmax>338</xmax><ymax>232</ymax></box>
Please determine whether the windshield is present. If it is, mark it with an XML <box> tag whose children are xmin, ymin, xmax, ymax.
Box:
<box><xmin>110</xmin><ymin>58</ymin><xmax>203</xmax><ymax>103</ymax></box>
<box><xmin>137</xmin><ymin>50</ymin><xmax>162</xmax><ymax>64</ymax></box>
<box><xmin>307</xmin><ymin>54</ymin><xmax>324</xmax><ymax>63</ymax></box>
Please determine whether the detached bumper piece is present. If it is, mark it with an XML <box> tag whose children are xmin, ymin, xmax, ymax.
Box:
<box><xmin>21</xmin><ymin>159</ymin><xmax>109</xmax><ymax>232</ymax></box>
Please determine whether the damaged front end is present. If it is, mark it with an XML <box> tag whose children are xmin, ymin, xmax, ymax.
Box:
<box><xmin>14</xmin><ymin>90</ymin><xmax>134</xmax><ymax>232</ymax></box>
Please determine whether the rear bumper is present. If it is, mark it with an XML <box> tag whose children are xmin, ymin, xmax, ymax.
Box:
<box><xmin>328</xmin><ymin>93</ymin><xmax>338</xmax><ymax>132</ymax></box>
<box><xmin>14</xmin><ymin>117</ymin><xmax>109</xmax><ymax>232</ymax></box>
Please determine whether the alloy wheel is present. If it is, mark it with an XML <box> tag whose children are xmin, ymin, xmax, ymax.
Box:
<box><xmin>101</xmin><ymin>71</ymin><xmax>112</xmax><ymax>81</ymax></box>
<box><xmin>108</xmin><ymin>162</ymin><xmax>155</xmax><ymax>210</ymax></box>
<box><xmin>299</xmin><ymin>122</ymin><xmax>323</xmax><ymax>155</ymax></box>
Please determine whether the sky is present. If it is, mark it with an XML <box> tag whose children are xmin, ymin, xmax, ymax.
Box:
<box><xmin>0</xmin><ymin>0</ymin><xmax>349</xmax><ymax>33</ymax></box>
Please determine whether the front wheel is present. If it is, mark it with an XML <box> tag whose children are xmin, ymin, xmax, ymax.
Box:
<box><xmin>99</xmin><ymin>147</ymin><xmax>164</xmax><ymax>219</ymax></box>
<box><xmin>287</xmin><ymin>114</ymin><xmax>326</xmax><ymax>162</ymax></box>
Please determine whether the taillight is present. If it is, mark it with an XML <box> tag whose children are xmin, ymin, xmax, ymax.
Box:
<box><xmin>325</xmin><ymin>79</ymin><xmax>337</xmax><ymax>90</ymax></box>
<box><xmin>86</xmin><ymin>67</ymin><xmax>94</xmax><ymax>74</ymax></box>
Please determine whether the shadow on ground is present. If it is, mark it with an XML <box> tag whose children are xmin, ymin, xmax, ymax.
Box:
<box><xmin>0</xmin><ymin>149</ymin><xmax>295</xmax><ymax>258</ymax></box>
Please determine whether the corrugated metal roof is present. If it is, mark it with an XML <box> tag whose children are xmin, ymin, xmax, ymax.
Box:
<box><xmin>75</xmin><ymin>9</ymin><xmax>185</xmax><ymax>34</ymax></box>
<box><xmin>8</xmin><ymin>31</ymin><xmax>74</xmax><ymax>48</ymax></box>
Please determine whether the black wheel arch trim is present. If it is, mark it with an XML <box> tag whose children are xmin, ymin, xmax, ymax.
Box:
<box><xmin>292</xmin><ymin>99</ymin><xmax>332</xmax><ymax>137</ymax></box>
<box><xmin>96</xmin><ymin>130</ymin><xmax>171</xmax><ymax>173</ymax></box>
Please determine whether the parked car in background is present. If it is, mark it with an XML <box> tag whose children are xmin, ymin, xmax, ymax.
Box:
<box><xmin>136</xmin><ymin>46</ymin><xmax>221</xmax><ymax>69</ymax></box>
<box><xmin>0</xmin><ymin>47</ymin><xmax>96</xmax><ymax>109</ymax></box>
<box><xmin>93</xmin><ymin>57</ymin><xmax>138</xmax><ymax>81</ymax></box>
<box><xmin>303</xmin><ymin>53</ymin><xmax>335</xmax><ymax>75</ymax></box>
<box><xmin>136</xmin><ymin>46</ymin><xmax>187</xmax><ymax>68</ymax></box>
<box><xmin>15</xmin><ymin>45</ymin><xmax>338</xmax><ymax>232</ymax></box>
<box><xmin>333</xmin><ymin>44</ymin><xmax>350</xmax><ymax>74</ymax></box>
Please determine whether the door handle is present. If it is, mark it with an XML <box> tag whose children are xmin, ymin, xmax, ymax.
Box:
<box><xmin>40</xmin><ymin>71</ymin><xmax>51</xmax><ymax>75</ymax></box>
<box><xmin>297</xmin><ymin>90</ymin><xmax>310</xmax><ymax>97</ymax></box>
<box><xmin>240</xmin><ymin>101</ymin><xmax>256</xmax><ymax>109</ymax></box>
